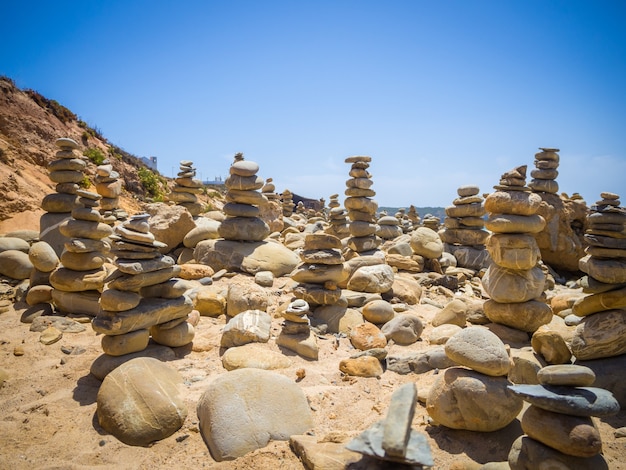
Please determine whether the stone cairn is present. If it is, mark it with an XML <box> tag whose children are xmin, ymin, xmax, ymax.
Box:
<box><xmin>508</xmin><ymin>364</ymin><xmax>619</xmax><ymax>467</ymax></box>
<box><xmin>572</xmin><ymin>192</ymin><xmax>626</xmax><ymax>360</ymax></box>
<box><xmin>281</xmin><ymin>189</ymin><xmax>295</xmax><ymax>218</ymax></box>
<box><xmin>344</xmin><ymin>156</ymin><xmax>381</xmax><ymax>254</ymax></box>
<box><xmin>407</xmin><ymin>205</ymin><xmax>420</xmax><ymax>227</ymax></box>
<box><xmin>92</xmin><ymin>213</ymin><xmax>194</xmax><ymax>356</ymax></box>
<box><xmin>261</xmin><ymin>177</ymin><xmax>279</xmax><ymax>202</ymax></box>
<box><xmin>482</xmin><ymin>165</ymin><xmax>553</xmax><ymax>333</ymax></box>
<box><xmin>170</xmin><ymin>160</ymin><xmax>205</xmax><ymax>216</ymax></box>
<box><xmin>50</xmin><ymin>189</ymin><xmax>112</xmax><ymax>317</ymax></box>
<box><xmin>421</xmin><ymin>214</ymin><xmax>440</xmax><ymax>231</ymax></box>
<box><xmin>219</xmin><ymin>156</ymin><xmax>270</xmax><ymax>242</ymax></box>
<box><xmin>528</xmin><ymin>147</ymin><xmax>559</xmax><ymax>194</ymax></box>
<box><xmin>94</xmin><ymin>158</ymin><xmax>125</xmax><ymax>225</ymax></box>
<box><xmin>440</xmin><ymin>185</ymin><xmax>490</xmax><ymax>270</ymax></box>
<box><xmin>275</xmin><ymin>298</ymin><xmax>318</xmax><ymax>360</ymax></box>
<box><xmin>376</xmin><ymin>213</ymin><xmax>402</xmax><ymax>240</ymax></box>
<box><xmin>325</xmin><ymin>194</ymin><xmax>350</xmax><ymax>239</ymax></box>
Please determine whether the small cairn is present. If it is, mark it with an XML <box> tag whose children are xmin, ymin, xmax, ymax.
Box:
<box><xmin>281</xmin><ymin>189</ymin><xmax>295</xmax><ymax>217</ymax></box>
<box><xmin>325</xmin><ymin>194</ymin><xmax>350</xmax><ymax>238</ymax></box>
<box><xmin>261</xmin><ymin>177</ymin><xmax>279</xmax><ymax>202</ymax></box>
<box><xmin>482</xmin><ymin>165</ymin><xmax>553</xmax><ymax>333</ymax></box>
<box><xmin>407</xmin><ymin>205</ymin><xmax>420</xmax><ymax>227</ymax></box>
<box><xmin>92</xmin><ymin>214</ymin><xmax>194</xmax><ymax>356</ymax></box>
<box><xmin>508</xmin><ymin>364</ymin><xmax>619</xmax><ymax>468</ymax></box>
<box><xmin>170</xmin><ymin>160</ymin><xmax>205</xmax><ymax>216</ymax></box>
<box><xmin>276</xmin><ymin>298</ymin><xmax>318</xmax><ymax>360</ymax></box>
<box><xmin>421</xmin><ymin>214</ymin><xmax>440</xmax><ymax>231</ymax></box>
<box><xmin>376</xmin><ymin>213</ymin><xmax>402</xmax><ymax>240</ymax></box>
<box><xmin>344</xmin><ymin>155</ymin><xmax>381</xmax><ymax>254</ymax></box>
<box><xmin>94</xmin><ymin>158</ymin><xmax>124</xmax><ymax>225</ymax></box>
<box><xmin>49</xmin><ymin>189</ymin><xmax>112</xmax><ymax>317</ymax></box>
<box><xmin>528</xmin><ymin>147</ymin><xmax>559</xmax><ymax>194</ymax></box>
<box><xmin>219</xmin><ymin>155</ymin><xmax>270</xmax><ymax>242</ymax></box>
<box><xmin>40</xmin><ymin>138</ymin><xmax>85</xmax><ymax>256</ymax></box>
<box><xmin>572</xmin><ymin>192</ymin><xmax>626</xmax><ymax>360</ymax></box>
<box><xmin>440</xmin><ymin>185</ymin><xmax>490</xmax><ymax>270</ymax></box>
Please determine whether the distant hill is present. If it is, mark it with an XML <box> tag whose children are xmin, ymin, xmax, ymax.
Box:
<box><xmin>379</xmin><ymin>206</ymin><xmax>445</xmax><ymax>220</ymax></box>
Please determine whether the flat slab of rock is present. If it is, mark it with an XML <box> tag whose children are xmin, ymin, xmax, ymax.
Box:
<box><xmin>221</xmin><ymin>343</ymin><xmax>292</xmax><ymax>370</ymax></box>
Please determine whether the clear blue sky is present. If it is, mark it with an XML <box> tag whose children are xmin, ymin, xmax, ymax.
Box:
<box><xmin>3</xmin><ymin>0</ymin><xmax>625</xmax><ymax>207</ymax></box>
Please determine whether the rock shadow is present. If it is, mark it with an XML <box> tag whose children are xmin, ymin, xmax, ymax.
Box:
<box><xmin>72</xmin><ymin>372</ymin><xmax>101</xmax><ymax>406</ymax></box>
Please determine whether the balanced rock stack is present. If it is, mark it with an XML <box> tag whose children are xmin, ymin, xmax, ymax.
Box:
<box><xmin>508</xmin><ymin>364</ymin><xmax>619</xmax><ymax>468</ymax></box>
<box><xmin>92</xmin><ymin>214</ymin><xmax>194</xmax><ymax>356</ymax></box>
<box><xmin>376</xmin><ymin>213</ymin><xmax>402</xmax><ymax>240</ymax></box>
<box><xmin>276</xmin><ymin>298</ymin><xmax>318</xmax><ymax>360</ymax></box>
<box><xmin>344</xmin><ymin>156</ymin><xmax>381</xmax><ymax>254</ymax></box>
<box><xmin>261</xmin><ymin>177</ymin><xmax>279</xmax><ymax>202</ymax></box>
<box><xmin>49</xmin><ymin>189</ymin><xmax>112</xmax><ymax>317</ymax></box>
<box><xmin>482</xmin><ymin>165</ymin><xmax>552</xmax><ymax>333</ymax></box>
<box><xmin>281</xmin><ymin>189</ymin><xmax>295</xmax><ymax>217</ymax></box>
<box><xmin>94</xmin><ymin>158</ymin><xmax>124</xmax><ymax>225</ymax></box>
<box><xmin>40</xmin><ymin>138</ymin><xmax>84</xmax><ymax>256</ymax></box>
<box><xmin>421</xmin><ymin>214</ymin><xmax>440</xmax><ymax>231</ymax></box>
<box><xmin>572</xmin><ymin>192</ymin><xmax>626</xmax><ymax>360</ymax></box>
<box><xmin>219</xmin><ymin>156</ymin><xmax>270</xmax><ymax>242</ymax></box>
<box><xmin>407</xmin><ymin>205</ymin><xmax>420</xmax><ymax>227</ymax></box>
<box><xmin>325</xmin><ymin>194</ymin><xmax>350</xmax><ymax>239</ymax></box>
<box><xmin>170</xmin><ymin>160</ymin><xmax>205</xmax><ymax>216</ymax></box>
<box><xmin>528</xmin><ymin>147</ymin><xmax>559</xmax><ymax>194</ymax></box>
<box><xmin>440</xmin><ymin>185</ymin><xmax>490</xmax><ymax>270</ymax></box>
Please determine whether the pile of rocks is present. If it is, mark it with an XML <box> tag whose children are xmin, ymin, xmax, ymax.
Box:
<box><xmin>276</xmin><ymin>298</ymin><xmax>318</xmax><ymax>359</ymax></box>
<box><xmin>261</xmin><ymin>177</ymin><xmax>279</xmax><ymax>202</ymax></box>
<box><xmin>49</xmin><ymin>189</ymin><xmax>112</xmax><ymax>317</ymax></box>
<box><xmin>219</xmin><ymin>157</ymin><xmax>270</xmax><ymax>242</ymax></box>
<box><xmin>92</xmin><ymin>214</ymin><xmax>194</xmax><ymax>356</ymax></box>
<box><xmin>572</xmin><ymin>192</ymin><xmax>626</xmax><ymax>360</ymax></box>
<box><xmin>170</xmin><ymin>160</ymin><xmax>205</xmax><ymax>216</ymax></box>
<box><xmin>528</xmin><ymin>147</ymin><xmax>559</xmax><ymax>194</ymax></box>
<box><xmin>407</xmin><ymin>205</ymin><xmax>420</xmax><ymax>227</ymax></box>
<box><xmin>344</xmin><ymin>156</ymin><xmax>380</xmax><ymax>254</ymax></box>
<box><xmin>325</xmin><ymin>194</ymin><xmax>350</xmax><ymax>238</ymax></box>
<box><xmin>421</xmin><ymin>214</ymin><xmax>440</xmax><ymax>231</ymax></box>
<box><xmin>482</xmin><ymin>166</ymin><xmax>552</xmax><ymax>333</ymax></box>
<box><xmin>440</xmin><ymin>185</ymin><xmax>490</xmax><ymax>270</ymax></box>
<box><xmin>94</xmin><ymin>159</ymin><xmax>125</xmax><ymax>224</ymax></box>
<box><xmin>508</xmin><ymin>364</ymin><xmax>619</xmax><ymax>468</ymax></box>
<box><xmin>281</xmin><ymin>189</ymin><xmax>295</xmax><ymax>217</ymax></box>
<box><xmin>376</xmin><ymin>213</ymin><xmax>402</xmax><ymax>240</ymax></box>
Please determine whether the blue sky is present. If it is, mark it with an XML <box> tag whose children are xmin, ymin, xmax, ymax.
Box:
<box><xmin>2</xmin><ymin>0</ymin><xmax>625</xmax><ymax>207</ymax></box>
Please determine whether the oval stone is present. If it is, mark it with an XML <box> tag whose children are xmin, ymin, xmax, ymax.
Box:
<box><xmin>485</xmin><ymin>213</ymin><xmax>546</xmax><ymax>234</ymax></box>
<box><xmin>482</xmin><ymin>264</ymin><xmax>546</xmax><ymax>304</ymax></box>
<box><xmin>28</xmin><ymin>241</ymin><xmax>59</xmax><ymax>272</ymax></box>
<box><xmin>229</xmin><ymin>160</ymin><xmax>259</xmax><ymax>177</ymax></box>
<box><xmin>444</xmin><ymin>326</ymin><xmax>511</xmax><ymax>376</ymax></box>
<box><xmin>537</xmin><ymin>365</ymin><xmax>596</xmax><ymax>387</ymax></box>
<box><xmin>484</xmin><ymin>190</ymin><xmax>542</xmax><ymax>216</ymax></box>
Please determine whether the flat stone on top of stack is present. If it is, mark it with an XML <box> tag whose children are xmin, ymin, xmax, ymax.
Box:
<box><xmin>421</xmin><ymin>214</ymin><xmax>440</xmax><ymax>231</ymax></box>
<box><xmin>573</xmin><ymin>192</ymin><xmax>626</xmax><ymax>360</ymax></box>
<box><xmin>94</xmin><ymin>158</ymin><xmax>124</xmax><ymax>224</ymax></box>
<box><xmin>49</xmin><ymin>189</ymin><xmax>112</xmax><ymax>317</ymax></box>
<box><xmin>377</xmin><ymin>213</ymin><xmax>402</xmax><ymax>240</ymax></box>
<box><xmin>261</xmin><ymin>177</ymin><xmax>279</xmax><ymax>201</ymax></box>
<box><xmin>170</xmin><ymin>160</ymin><xmax>205</xmax><ymax>216</ymax></box>
<box><xmin>325</xmin><ymin>194</ymin><xmax>350</xmax><ymax>239</ymax></box>
<box><xmin>281</xmin><ymin>189</ymin><xmax>295</xmax><ymax>217</ymax></box>
<box><xmin>344</xmin><ymin>155</ymin><xmax>381</xmax><ymax>254</ymax></box>
<box><xmin>219</xmin><ymin>155</ymin><xmax>270</xmax><ymax>242</ymax></box>
<box><xmin>92</xmin><ymin>213</ymin><xmax>194</xmax><ymax>356</ymax></box>
<box><xmin>528</xmin><ymin>148</ymin><xmax>559</xmax><ymax>194</ymax></box>
<box><xmin>275</xmin><ymin>298</ymin><xmax>318</xmax><ymax>360</ymax></box>
<box><xmin>482</xmin><ymin>165</ymin><xmax>552</xmax><ymax>333</ymax></box>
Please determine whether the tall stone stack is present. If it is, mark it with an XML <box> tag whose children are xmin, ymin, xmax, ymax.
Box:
<box><xmin>440</xmin><ymin>185</ymin><xmax>490</xmax><ymax>270</ymax></box>
<box><xmin>49</xmin><ymin>189</ymin><xmax>112</xmax><ymax>317</ymax></box>
<box><xmin>325</xmin><ymin>194</ymin><xmax>350</xmax><ymax>239</ymax></box>
<box><xmin>528</xmin><ymin>147</ymin><xmax>559</xmax><ymax>194</ymax></box>
<box><xmin>40</xmin><ymin>138</ymin><xmax>84</xmax><ymax>256</ymax></box>
<box><xmin>170</xmin><ymin>160</ymin><xmax>205</xmax><ymax>216</ymax></box>
<box><xmin>219</xmin><ymin>157</ymin><xmax>270</xmax><ymax>242</ymax></box>
<box><xmin>344</xmin><ymin>156</ymin><xmax>381</xmax><ymax>254</ymax></box>
<box><xmin>94</xmin><ymin>158</ymin><xmax>124</xmax><ymax>225</ymax></box>
<box><xmin>508</xmin><ymin>364</ymin><xmax>619</xmax><ymax>468</ymax></box>
<box><xmin>92</xmin><ymin>214</ymin><xmax>194</xmax><ymax>356</ymax></box>
<box><xmin>281</xmin><ymin>189</ymin><xmax>295</xmax><ymax>217</ymax></box>
<box><xmin>481</xmin><ymin>165</ymin><xmax>553</xmax><ymax>333</ymax></box>
<box><xmin>571</xmin><ymin>192</ymin><xmax>626</xmax><ymax>360</ymax></box>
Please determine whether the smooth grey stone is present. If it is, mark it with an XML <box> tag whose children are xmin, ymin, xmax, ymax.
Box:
<box><xmin>383</xmin><ymin>383</ymin><xmax>417</xmax><ymax>457</ymax></box>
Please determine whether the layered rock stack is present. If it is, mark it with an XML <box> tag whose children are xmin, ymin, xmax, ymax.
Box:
<box><xmin>440</xmin><ymin>185</ymin><xmax>490</xmax><ymax>270</ymax></box>
<box><xmin>407</xmin><ymin>205</ymin><xmax>420</xmax><ymax>227</ymax></box>
<box><xmin>482</xmin><ymin>166</ymin><xmax>552</xmax><ymax>333</ymax></box>
<box><xmin>571</xmin><ymin>192</ymin><xmax>626</xmax><ymax>360</ymax></box>
<box><xmin>219</xmin><ymin>157</ymin><xmax>270</xmax><ymax>242</ymax></box>
<box><xmin>94</xmin><ymin>159</ymin><xmax>124</xmax><ymax>225</ymax></box>
<box><xmin>276</xmin><ymin>298</ymin><xmax>318</xmax><ymax>360</ymax></box>
<box><xmin>376</xmin><ymin>214</ymin><xmax>402</xmax><ymax>240</ymax></box>
<box><xmin>40</xmin><ymin>138</ymin><xmax>84</xmax><ymax>256</ymax></box>
<box><xmin>344</xmin><ymin>156</ymin><xmax>381</xmax><ymax>254</ymax></box>
<box><xmin>508</xmin><ymin>364</ymin><xmax>619</xmax><ymax>468</ymax></box>
<box><xmin>170</xmin><ymin>160</ymin><xmax>205</xmax><ymax>216</ymax></box>
<box><xmin>92</xmin><ymin>214</ymin><xmax>194</xmax><ymax>356</ymax></box>
<box><xmin>421</xmin><ymin>214</ymin><xmax>440</xmax><ymax>231</ymax></box>
<box><xmin>261</xmin><ymin>177</ymin><xmax>279</xmax><ymax>202</ymax></box>
<box><xmin>528</xmin><ymin>147</ymin><xmax>559</xmax><ymax>194</ymax></box>
<box><xmin>49</xmin><ymin>189</ymin><xmax>112</xmax><ymax>317</ymax></box>
<box><xmin>325</xmin><ymin>194</ymin><xmax>350</xmax><ymax>239</ymax></box>
<box><xmin>281</xmin><ymin>189</ymin><xmax>295</xmax><ymax>217</ymax></box>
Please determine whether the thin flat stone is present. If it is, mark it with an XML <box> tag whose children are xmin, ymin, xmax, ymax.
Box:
<box><xmin>382</xmin><ymin>383</ymin><xmax>417</xmax><ymax>458</ymax></box>
<box><xmin>537</xmin><ymin>365</ymin><xmax>596</xmax><ymax>387</ymax></box>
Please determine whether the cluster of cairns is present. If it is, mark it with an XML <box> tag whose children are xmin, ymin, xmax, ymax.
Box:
<box><xmin>482</xmin><ymin>165</ymin><xmax>553</xmax><ymax>333</ymax></box>
<box><xmin>325</xmin><ymin>193</ymin><xmax>350</xmax><ymax>238</ymax></box>
<box><xmin>440</xmin><ymin>185</ymin><xmax>489</xmax><ymax>270</ymax></box>
<box><xmin>94</xmin><ymin>158</ymin><xmax>126</xmax><ymax>224</ymax></box>
<box><xmin>281</xmin><ymin>189</ymin><xmax>295</xmax><ymax>217</ymax></box>
<box><xmin>219</xmin><ymin>155</ymin><xmax>270</xmax><ymax>242</ymax></box>
<box><xmin>573</xmin><ymin>192</ymin><xmax>626</xmax><ymax>360</ymax></box>
<box><xmin>92</xmin><ymin>214</ymin><xmax>194</xmax><ymax>356</ymax></box>
<box><xmin>170</xmin><ymin>160</ymin><xmax>205</xmax><ymax>216</ymax></box>
<box><xmin>529</xmin><ymin>147</ymin><xmax>560</xmax><ymax>194</ymax></box>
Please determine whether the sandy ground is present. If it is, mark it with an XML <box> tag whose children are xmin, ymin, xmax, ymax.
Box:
<box><xmin>0</xmin><ymin>277</ymin><xmax>624</xmax><ymax>470</ymax></box>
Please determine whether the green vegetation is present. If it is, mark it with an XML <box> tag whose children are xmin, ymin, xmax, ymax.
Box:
<box><xmin>83</xmin><ymin>147</ymin><xmax>106</xmax><ymax>165</ymax></box>
<box><xmin>79</xmin><ymin>175</ymin><xmax>91</xmax><ymax>189</ymax></box>
<box><xmin>138</xmin><ymin>167</ymin><xmax>165</xmax><ymax>201</ymax></box>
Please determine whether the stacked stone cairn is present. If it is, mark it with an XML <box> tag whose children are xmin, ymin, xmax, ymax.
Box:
<box><xmin>571</xmin><ymin>192</ymin><xmax>626</xmax><ymax>360</ymax></box>
<box><xmin>376</xmin><ymin>213</ymin><xmax>403</xmax><ymax>240</ymax></box>
<box><xmin>482</xmin><ymin>165</ymin><xmax>553</xmax><ymax>333</ymax></box>
<box><xmin>407</xmin><ymin>205</ymin><xmax>420</xmax><ymax>227</ymax></box>
<box><xmin>40</xmin><ymin>138</ymin><xmax>85</xmax><ymax>256</ymax></box>
<box><xmin>421</xmin><ymin>214</ymin><xmax>440</xmax><ymax>231</ymax></box>
<box><xmin>92</xmin><ymin>214</ymin><xmax>194</xmax><ymax>356</ymax></box>
<box><xmin>528</xmin><ymin>147</ymin><xmax>559</xmax><ymax>194</ymax></box>
<box><xmin>170</xmin><ymin>160</ymin><xmax>205</xmax><ymax>216</ymax></box>
<box><xmin>219</xmin><ymin>156</ymin><xmax>270</xmax><ymax>242</ymax></box>
<box><xmin>344</xmin><ymin>156</ymin><xmax>381</xmax><ymax>254</ymax></box>
<box><xmin>261</xmin><ymin>177</ymin><xmax>279</xmax><ymax>202</ymax></box>
<box><xmin>281</xmin><ymin>189</ymin><xmax>295</xmax><ymax>218</ymax></box>
<box><xmin>440</xmin><ymin>185</ymin><xmax>490</xmax><ymax>270</ymax></box>
<box><xmin>325</xmin><ymin>194</ymin><xmax>350</xmax><ymax>238</ymax></box>
<box><xmin>50</xmin><ymin>189</ymin><xmax>112</xmax><ymax>317</ymax></box>
<box><xmin>276</xmin><ymin>298</ymin><xmax>318</xmax><ymax>360</ymax></box>
<box><xmin>508</xmin><ymin>364</ymin><xmax>619</xmax><ymax>468</ymax></box>
<box><xmin>94</xmin><ymin>158</ymin><xmax>125</xmax><ymax>225</ymax></box>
